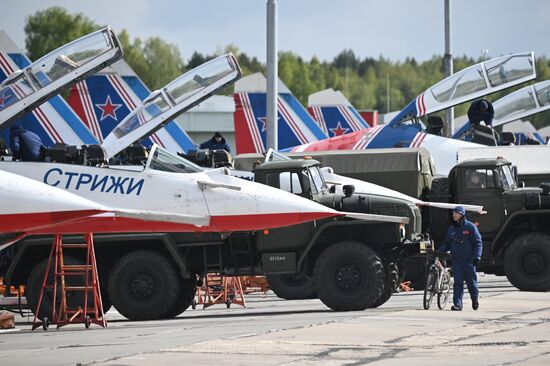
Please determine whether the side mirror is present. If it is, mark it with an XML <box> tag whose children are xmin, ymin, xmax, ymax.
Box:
<box><xmin>511</xmin><ymin>165</ymin><xmax>519</xmax><ymax>184</ymax></box>
<box><xmin>343</xmin><ymin>184</ymin><xmax>355</xmax><ymax>197</ymax></box>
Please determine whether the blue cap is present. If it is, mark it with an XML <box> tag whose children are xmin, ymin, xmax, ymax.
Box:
<box><xmin>453</xmin><ymin>206</ymin><xmax>466</xmax><ymax>216</ymax></box>
<box><xmin>10</xmin><ymin>125</ymin><xmax>22</xmax><ymax>132</ymax></box>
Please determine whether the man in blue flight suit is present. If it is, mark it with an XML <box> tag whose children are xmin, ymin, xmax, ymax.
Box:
<box><xmin>438</xmin><ymin>206</ymin><xmax>483</xmax><ymax>311</ymax></box>
<box><xmin>10</xmin><ymin>125</ymin><xmax>44</xmax><ymax>161</ymax></box>
<box><xmin>468</xmin><ymin>99</ymin><xmax>494</xmax><ymax>127</ymax></box>
<box><xmin>199</xmin><ymin>132</ymin><xmax>231</xmax><ymax>153</ymax></box>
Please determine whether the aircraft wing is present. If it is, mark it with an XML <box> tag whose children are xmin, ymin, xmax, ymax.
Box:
<box><xmin>343</xmin><ymin>212</ymin><xmax>409</xmax><ymax>224</ymax></box>
<box><xmin>101</xmin><ymin>53</ymin><xmax>241</xmax><ymax>158</ymax></box>
<box><xmin>0</xmin><ymin>27</ymin><xmax>123</xmax><ymax>127</ymax></box>
<box><xmin>389</xmin><ymin>52</ymin><xmax>536</xmax><ymax>126</ymax></box>
<box><xmin>321</xmin><ymin>168</ymin><xmax>485</xmax><ymax>214</ymax></box>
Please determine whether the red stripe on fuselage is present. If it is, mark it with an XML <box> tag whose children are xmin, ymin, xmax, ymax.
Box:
<box><xmin>0</xmin><ymin>211</ymin><xmax>341</xmax><ymax>235</ymax></box>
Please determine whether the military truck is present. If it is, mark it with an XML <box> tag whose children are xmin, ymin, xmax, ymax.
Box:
<box><xmin>249</xmin><ymin>157</ymin><xmax>429</xmax><ymax>301</ymax></box>
<box><xmin>1</xmin><ymin>160</ymin><xmax>422</xmax><ymax>321</ymax></box>
<box><xmin>234</xmin><ymin>148</ymin><xmax>436</xmax><ymax>200</ymax></box>
<box><xmin>428</xmin><ymin>158</ymin><xmax>550</xmax><ymax>291</ymax></box>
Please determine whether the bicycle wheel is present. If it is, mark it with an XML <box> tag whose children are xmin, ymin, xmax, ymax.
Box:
<box><xmin>437</xmin><ymin>271</ymin><xmax>451</xmax><ymax>310</ymax></box>
<box><xmin>423</xmin><ymin>270</ymin><xmax>436</xmax><ymax>310</ymax></box>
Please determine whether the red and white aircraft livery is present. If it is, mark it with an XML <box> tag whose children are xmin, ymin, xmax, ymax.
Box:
<box><xmin>0</xmin><ymin>53</ymin><xmax>368</xmax><ymax>241</ymax></box>
<box><xmin>289</xmin><ymin>53</ymin><xmax>537</xmax><ymax>176</ymax></box>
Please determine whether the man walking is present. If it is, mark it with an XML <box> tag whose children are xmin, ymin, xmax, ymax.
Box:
<box><xmin>438</xmin><ymin>206</ymin><xmax>483</xmax><ymax>311</ymax></box>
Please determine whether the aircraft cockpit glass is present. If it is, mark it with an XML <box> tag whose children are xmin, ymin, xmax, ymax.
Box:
<box><xmin>535</xmin><ymin>81</ymin><xmax>550</xmax><ymax>106</ymax></box>
<box><xmin>0</xmin><ymin>72</ymin><xmax>34</xmax><ymax>112</ymax></box>
<box><xmin>148</xmin><ymin>146</ymin><xmax>203</xmax><ymax>174</ymax></box>
<box><xmin>164</xmin><ymin>56</ymin><xmax>235</xmax><ymax>105</ymax></box>
<box><xmin>493</xmin><ymin>87</ymin><xmax>537</xmax><ymax>121</ymax></box>
<box><xmin>430</xmin><ymin>66</ymin><xmax>486</xmax><ymax>103</ymax></box>
<box><xmin>112</xmin><ymin>94</ymin><xmax>170</xmax><ymax>138</ymax></box>
<box><xmin>484</xmin><ymin>54</ymin><xmax>534</xmax><ymax>88</ymax></box>
<box><xmin>27</xmin><ymin>29</ymin><xmax>114</xmax><ymax>88</ymax></box>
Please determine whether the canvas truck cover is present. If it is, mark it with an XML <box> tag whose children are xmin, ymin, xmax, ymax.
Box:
<box><xmin>233</xmin><ymin>148</ymin><xmax>436</xmax><ymax>198</ymax></box>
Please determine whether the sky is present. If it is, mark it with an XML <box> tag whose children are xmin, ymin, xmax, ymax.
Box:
<box><xmin>2</xmin><ymin>0</ymin><xmax>550</xmax><ymax>63</ymax></box>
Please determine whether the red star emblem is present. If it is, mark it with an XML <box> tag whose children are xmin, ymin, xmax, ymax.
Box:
<box><xmin>96</xmin><ymin>95</ymin><xmax>122</xmax><ymax>121</ymax></box>
<box><xmin>329</xmin><ymin>122</ymin><xmax>350</xmax><ymax>136</ymax></box>
<box><xmin>257</xmin><ymin>116</ymin><xmax>280</xmax><ymax>132</ymax></box>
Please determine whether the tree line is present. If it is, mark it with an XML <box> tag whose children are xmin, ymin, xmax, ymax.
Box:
<box><xmin>24</xmin><ymin>7</ymin><xmax>550</xmax><ymax>128</ymax></box>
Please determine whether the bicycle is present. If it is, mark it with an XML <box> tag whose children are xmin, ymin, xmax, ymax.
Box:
<box><xmin>423</xmin><ymin>251</ymin><xmax>452</xmax><ymax>310</ymax></box>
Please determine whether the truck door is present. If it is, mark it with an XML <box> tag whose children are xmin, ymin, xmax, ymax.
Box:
<box><xmin>456</xmin><ymin>167</ymin><xmax>505</xmax><ymax>237</ymax></box>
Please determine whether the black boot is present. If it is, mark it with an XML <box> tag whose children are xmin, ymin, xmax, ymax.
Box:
<box><xmin>472</xmin><ymin>300</ymin><xmax>479</xmax><ymax>310</ymax></box>
<box><xmin>451</xmin><ymin>305</ymin><xmax>462</xmax><ymax>311</ymax></box>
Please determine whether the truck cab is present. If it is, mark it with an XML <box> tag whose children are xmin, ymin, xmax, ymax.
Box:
<box><xmin>253</xmin><ymin>158</ymin><xmax>424</xmax><ymax>243</ymax></box>
<box><xmin>432</xmin><ymin>158</ymin><xmax>550</xmax><ymax>291</ymax></box>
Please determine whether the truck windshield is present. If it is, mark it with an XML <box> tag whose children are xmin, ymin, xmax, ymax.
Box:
<box><xmin>148</xmin><ymin>146</ymin><xmax>203</xmax><ymax>173</ymax></box>
<box><xmin>309</xmin><ymin>166</ymin><xmax>327</xmax><ymax>193</ymax></box>
<box><xmin>500</xmin><ymin>165</ymin><xmax>516</xmax><ymax>189</ymax></box>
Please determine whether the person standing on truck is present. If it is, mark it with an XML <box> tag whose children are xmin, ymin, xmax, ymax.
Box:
<box><xmin>9</xmin><ymin>125</ymin><xmax>44</xmax><ymax>161</ymax></box>
<box><xmin>438</xmin><ymin>206</ymin><xmax>482</xmax><ymax>311</ymax></box>
<box><xmin>199</xmin><ymin>132</ymin><xmax>231</xmax><ymax>153</ymax></box>
<box><xmin>468</xmin><ymin>99</ymin><xmax>494</xmax><ymax>127</ymax></box>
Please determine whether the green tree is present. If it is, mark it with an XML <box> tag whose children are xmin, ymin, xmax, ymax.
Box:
<box><xmin>24</xmin><ymin>7</ymin><xmax>100</xmax><ymax>61</ymax></box>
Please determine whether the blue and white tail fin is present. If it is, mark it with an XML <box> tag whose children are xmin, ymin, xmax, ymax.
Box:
<box><xmin>233</xmin><ymin>72</ymin><xmax>327</xmax><ymax>154</ymax></box>
<box><xmin>68</xmin><ymin>59</ymin><xmax>196</xmax><ymax>153</ymax></box>
<box><xmin>0</xmin><ymin>30</ymin><xmax>97</xmax><ymax>146</ymax></box>
<box><xmin>307</xmin><ymin>88</ymin><xmax>370</xmax><ymax>137</ymax></box>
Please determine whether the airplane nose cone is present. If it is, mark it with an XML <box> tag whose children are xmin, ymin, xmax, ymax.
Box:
<box><xmin>202</xmin><ymin>175</ymin><xmax>343</xmax><ymax>231</ymax></box>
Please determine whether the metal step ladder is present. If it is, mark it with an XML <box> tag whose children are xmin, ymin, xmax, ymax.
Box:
<box><xmin>32</xmin><ymin>233</ymin><xmax>107</xmax><ymax>330</ymax></box>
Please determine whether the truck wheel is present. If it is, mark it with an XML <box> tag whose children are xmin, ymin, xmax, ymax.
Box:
<box><xmin>164</xmin><ymin>278</ymin><xmax>196</xmax><ymax>318</ymax></box>
<box><xmin>97</xmin><ymin>265</ymin><xmax>112</xmax><ymax>314</ymax></box>
<box><xmin>266</xmin><ymin>274</ymin><xmax>317</xmax><ymax>300</ymax></box>
<box><xmin>108</xmin><ymin>251</ymin><xmax>179</xmax><ymax>320</ymax></box>
<box><xmin>313</xmin><ymin>241</ymin><xmax>385</xmax><ymax>311</ymax></box>
<box><xmin>504</xmin><ymin>233</ymin><xmax>550</xmax><ymax>291</ymax></box>
<box><xmin>26</xmin><ymin>257</ymin><xmax>85</xmax><ymax>320</ymax></box>
<box><xmin>371</xmin><ymin>262</ymin><xmax>399</xmax><ymax>308</ymax></box>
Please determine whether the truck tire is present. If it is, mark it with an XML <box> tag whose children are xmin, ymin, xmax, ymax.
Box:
<box><xmin>26</xmin><ymin>257</ymin><xmax>85</xmax><ymax>320</ymax></box>
<box><xmin>266</xmin><ymin>274</ymin><xmax>317</xmax><ymax>300</ymax></box>
<box><xmin>371</xmin><ymin>262</ymin><xmax>399</xmax><ymax>308</ymax></box>
<box><xmin>504</xmin><ymin>233</ymin><xmax>550</xmax><ymax>291</ymax></box>
<box><xmin>108</xmin><ymin>250</ymin><xmax>179</xmax><ymax>320</ymax></box>
<box><xmin>97</xmin><ymin>265</ymin><xmax>112</xmax><ymax>313</ymax></box>
<box><xmin>313</xmin><ymin>241</ymin><xmax>385</xmax><ymax>311</ymax></box>
<box><xmin>164</xmin><ymin>278</ymin><xmax>196</xmax><ymax>318</ymax></box>
<box><xmin>403</xmin><ymin>256</ymin><xmax>428</xmax><ymax>291</ymax></box>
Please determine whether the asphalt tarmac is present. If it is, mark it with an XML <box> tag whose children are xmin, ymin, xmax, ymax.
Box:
<box><xmin>1</xmin><ymin>274</ymin><xmax>549</xmax><ymax>365</ymax></box>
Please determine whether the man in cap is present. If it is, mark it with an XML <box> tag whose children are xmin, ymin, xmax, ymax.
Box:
<box><xmin>199</xmin><ymin>131</ymin><xmax>231</xmax><ymax>153</ymax></box>
<box><xmin>438</xmin><ymin>206</ymin><xmax>483</xmax><ymax>311</ymax></box>
<box><xmin>468</xmin><ymin>99</ymin><xmax>495</xmax><ymax>127</ymax></box>
<box><xmin>9</xmin><ymin>125</ymin><xmax>44</xmax><ymax>161</ymax></box>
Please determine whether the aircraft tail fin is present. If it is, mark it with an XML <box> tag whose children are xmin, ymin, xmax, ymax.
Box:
<box><xmin>67</xmin><ymin>59</ymin><xmax>196</xmax><ymax>152</ymax></box>
<box><xmin>308</xmin><ymin>89</ymin><xmax>370</xmax><ymax>137</ymax></box>
<box><xmin>233</xmin><ymin>72</ymin><xmax>327</xmax><ymax>154</ymax></box>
